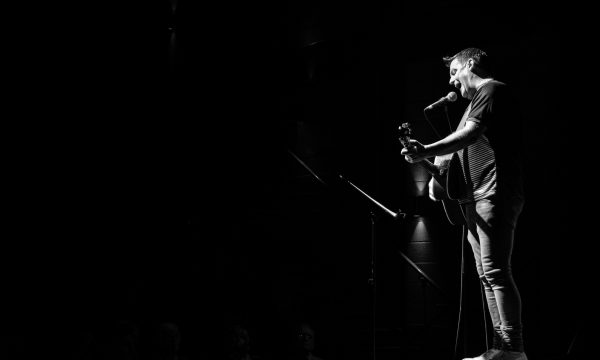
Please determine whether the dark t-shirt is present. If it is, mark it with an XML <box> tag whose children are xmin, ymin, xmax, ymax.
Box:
<box><xmin>456</xmin><ymin>80</ymin><xmax>524</xmax><ymax>203</ymax></box>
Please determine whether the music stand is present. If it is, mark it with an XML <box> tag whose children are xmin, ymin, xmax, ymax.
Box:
<box><xmin>337</xmin><ymin>174</ymin><xmax>448</xmax><ymax>359</ymax></box>
<box><xmin>337</xmin><ymin>174</ymin><xmax>446</xmax><ymax>294</ymax></box>
<box><xmin>287</xmin><ymin>150</ymin><xmax>448</xmax><ymax>359</ymax></box>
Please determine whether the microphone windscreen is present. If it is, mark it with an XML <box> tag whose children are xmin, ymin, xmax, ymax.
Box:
<box><xmin>447</xmin><ymin>92</ymin><xmax>458</xmax><ymax>102</ymax></box>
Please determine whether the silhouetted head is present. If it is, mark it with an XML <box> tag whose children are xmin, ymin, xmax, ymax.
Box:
<box><xmin>297</xmin><ymin>322</ymin><xmax>316</xmax><ymax>353</ymax></box>
<box><xmin>225</xmin><ymin>324</ymin><xmax>251</xmax><ymax>359</ymax></box>
<box><xmin>157</xmin><ymin>322</ymin><xmax>181</xmax><ymax>354</ymax></box>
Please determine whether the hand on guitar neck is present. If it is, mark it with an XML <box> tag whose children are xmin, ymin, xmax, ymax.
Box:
<box><xmin>398</xmin><ymin>122</ymin><xmax>465</xmax><ymax>225</ymax></box>
<box><xmin>398</xmin><ymin>122</ymin><xmax>449</xmax><ymax>187</ymax></box>
<box><xmin>398</xmin><ymin>123</ymin><xmax>428</xmax><ymax>164</ymax></box>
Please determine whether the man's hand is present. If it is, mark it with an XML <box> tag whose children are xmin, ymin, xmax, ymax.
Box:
<box><xmin>400</xmin><ymin>139</ymin><xmax>427</xmax><ymax>163</ymax></box>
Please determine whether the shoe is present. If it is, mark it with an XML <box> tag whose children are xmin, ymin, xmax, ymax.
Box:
<box><xmin>463</xmin><ymin>349</ymin><xmax>504</xmax><ymax>360</ymax></box>
<box><xmin>463</xmin><ymin>350</ymin><xmax>528</xmax><ymax>360</ymax></box>
<box><xmin>502</xmin><ymin>351</ymin><xmax>528</xmax><ymax>360</ymax></box>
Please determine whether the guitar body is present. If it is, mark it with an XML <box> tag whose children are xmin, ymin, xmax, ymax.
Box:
<box><xmin>428</xmin><ymin>176</ymin><xmax>448</xmax><ymax>201</ymax></box>
<box><xmin>445</xmin><ymin>152</ymin><xmax>466</xmax><ymax>201</ymax></box>
<box><xmin>429</xmin><ymin>154</ymin><xmax>453</xmax><ymax>201</ymax></box>
<box><xmin>427</xmin><ymin>165</ymin><xmax>465</xmax><ymax>226</ymax></box>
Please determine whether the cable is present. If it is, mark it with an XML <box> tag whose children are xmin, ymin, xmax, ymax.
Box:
<box><xmin>444</xmin><ymin>106</ymin><xmax>454</xmax><ymax>134</ymax></box>
<box><xmin>422</xmin><ymin>110</ymin><xmax>443</xmax><ymax>140</ymax></box>
<box><xmin>479</xmin><ymin>281</ymin><xmax>490</xmax><ymax>349</ymax></box>
<box><xmin>454</xmin><ymin>222</ymin><xmax>467</xmax><ymax>359</ymax></box>
<box><xmin>454</xmin><ymin>205</ymin><xmax>491</xmax><ymax>355</ymax></box>
<box><xmin>480</xmin><ymin>280</ymin><xmax>490</xmax><ymax>350</ymax></box>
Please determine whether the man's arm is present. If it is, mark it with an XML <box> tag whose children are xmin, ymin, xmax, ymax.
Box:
<box><xmin>404</xmin><ymin>120</ymin><xmax>486</xmax><ymax>162</ymax></box>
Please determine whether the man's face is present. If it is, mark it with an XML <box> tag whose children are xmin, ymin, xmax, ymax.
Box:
<box><xmin>448</xmin><ymin>58</ymin><xmax>471</xmax><ymax>99</ymax></box>
<box><xmin>298</xmin><ymin>325</ymin><xmax>315</xmax><ymax>352</ymax></box>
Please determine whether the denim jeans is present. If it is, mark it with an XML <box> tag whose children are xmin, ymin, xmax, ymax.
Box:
<box><xmin>463</xmin><ymin>195</ymin><xmax>525</xmax><ymax>352</ymax></box>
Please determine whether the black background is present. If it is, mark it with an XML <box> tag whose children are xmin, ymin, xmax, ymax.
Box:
<box><xmin>5</xmin><ymin>1</ymin><xmax>577</xmax><ymax>359</ymax></box>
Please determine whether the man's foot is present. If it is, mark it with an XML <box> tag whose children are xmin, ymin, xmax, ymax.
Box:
<box><xmin>462</xmin><ymin>349</ymin><xmax>528</xmax><ymax>360</ymax></box>
<box><xmin>463</xmin><ymin>349</ymin><xmax>503</xmax><ymax>360</ymax></box>
<box><xmin>502</xmin><ymin>351</ymin><xmax>528</xmax><ymax>360</ymax></box>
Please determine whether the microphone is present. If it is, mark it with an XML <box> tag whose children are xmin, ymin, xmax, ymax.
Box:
<box><xmin>424</xmin><ymin>91</ymin><xmax>457</xmax><ymax>111</ymax></box>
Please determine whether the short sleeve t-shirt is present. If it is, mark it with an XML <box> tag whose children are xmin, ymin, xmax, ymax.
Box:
<box><xmin>455</xmin><ymin>80</ymin><xmax>524</xmax><ymax>203</ymax></box>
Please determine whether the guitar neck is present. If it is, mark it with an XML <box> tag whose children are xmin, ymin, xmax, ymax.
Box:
<box><xmin>418</xmin><ymin>158</ymin><xmax>442</xmax><ymax>177</ymax></box>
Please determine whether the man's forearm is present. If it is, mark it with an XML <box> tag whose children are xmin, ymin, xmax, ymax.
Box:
<box><xmin>423</xmin><ymin>120</ymin><xmax>484</xmax><ymax>157</ymax></box>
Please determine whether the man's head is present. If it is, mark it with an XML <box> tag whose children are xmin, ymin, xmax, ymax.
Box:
<box><xmin>297</xmin><ymin>322</ymin><xmax>316</xmax><ymax>352</ymax></box>
<box><xmin>443</xmin><ymin>48</ymin><xmax>492</xmax><ymax>99</ymax></box>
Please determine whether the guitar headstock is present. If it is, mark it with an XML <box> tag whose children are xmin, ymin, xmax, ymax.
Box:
<box><xmin>398</xmin><ymin>122</ymin><xmax>411</xmax><ymax>148</ymax></box>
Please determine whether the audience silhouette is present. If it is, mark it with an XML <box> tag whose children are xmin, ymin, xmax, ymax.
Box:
<box><xmin>287</xmin><ymin>321</ymin><xmax>326</xmax><ymax>360</ymax></box>
<box><xmin>149</xmin><ymin>321</ymin><xmax>187</xmax><ymax>360</ymax></box>
<box><xmin>223</xmin><ymin>324</ymin><xmax>254</xmax><ymax>360</ymax></box>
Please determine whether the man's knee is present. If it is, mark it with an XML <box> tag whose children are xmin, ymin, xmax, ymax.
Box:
<box><xmin>482</xmin><ymin>268</ymin><xmax>511</xmax><ymax>290</ymax></box>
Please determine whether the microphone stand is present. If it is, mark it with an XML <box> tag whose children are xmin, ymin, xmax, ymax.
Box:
<box><xmin>337</xmin><ymin>175</ymin><xmax>447</xmax><ymax>360</ymax></box>
<box><xmin>422</xmin><ymin>101</ymin><xmax>471</xmax><ymax>358</ymax></box>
